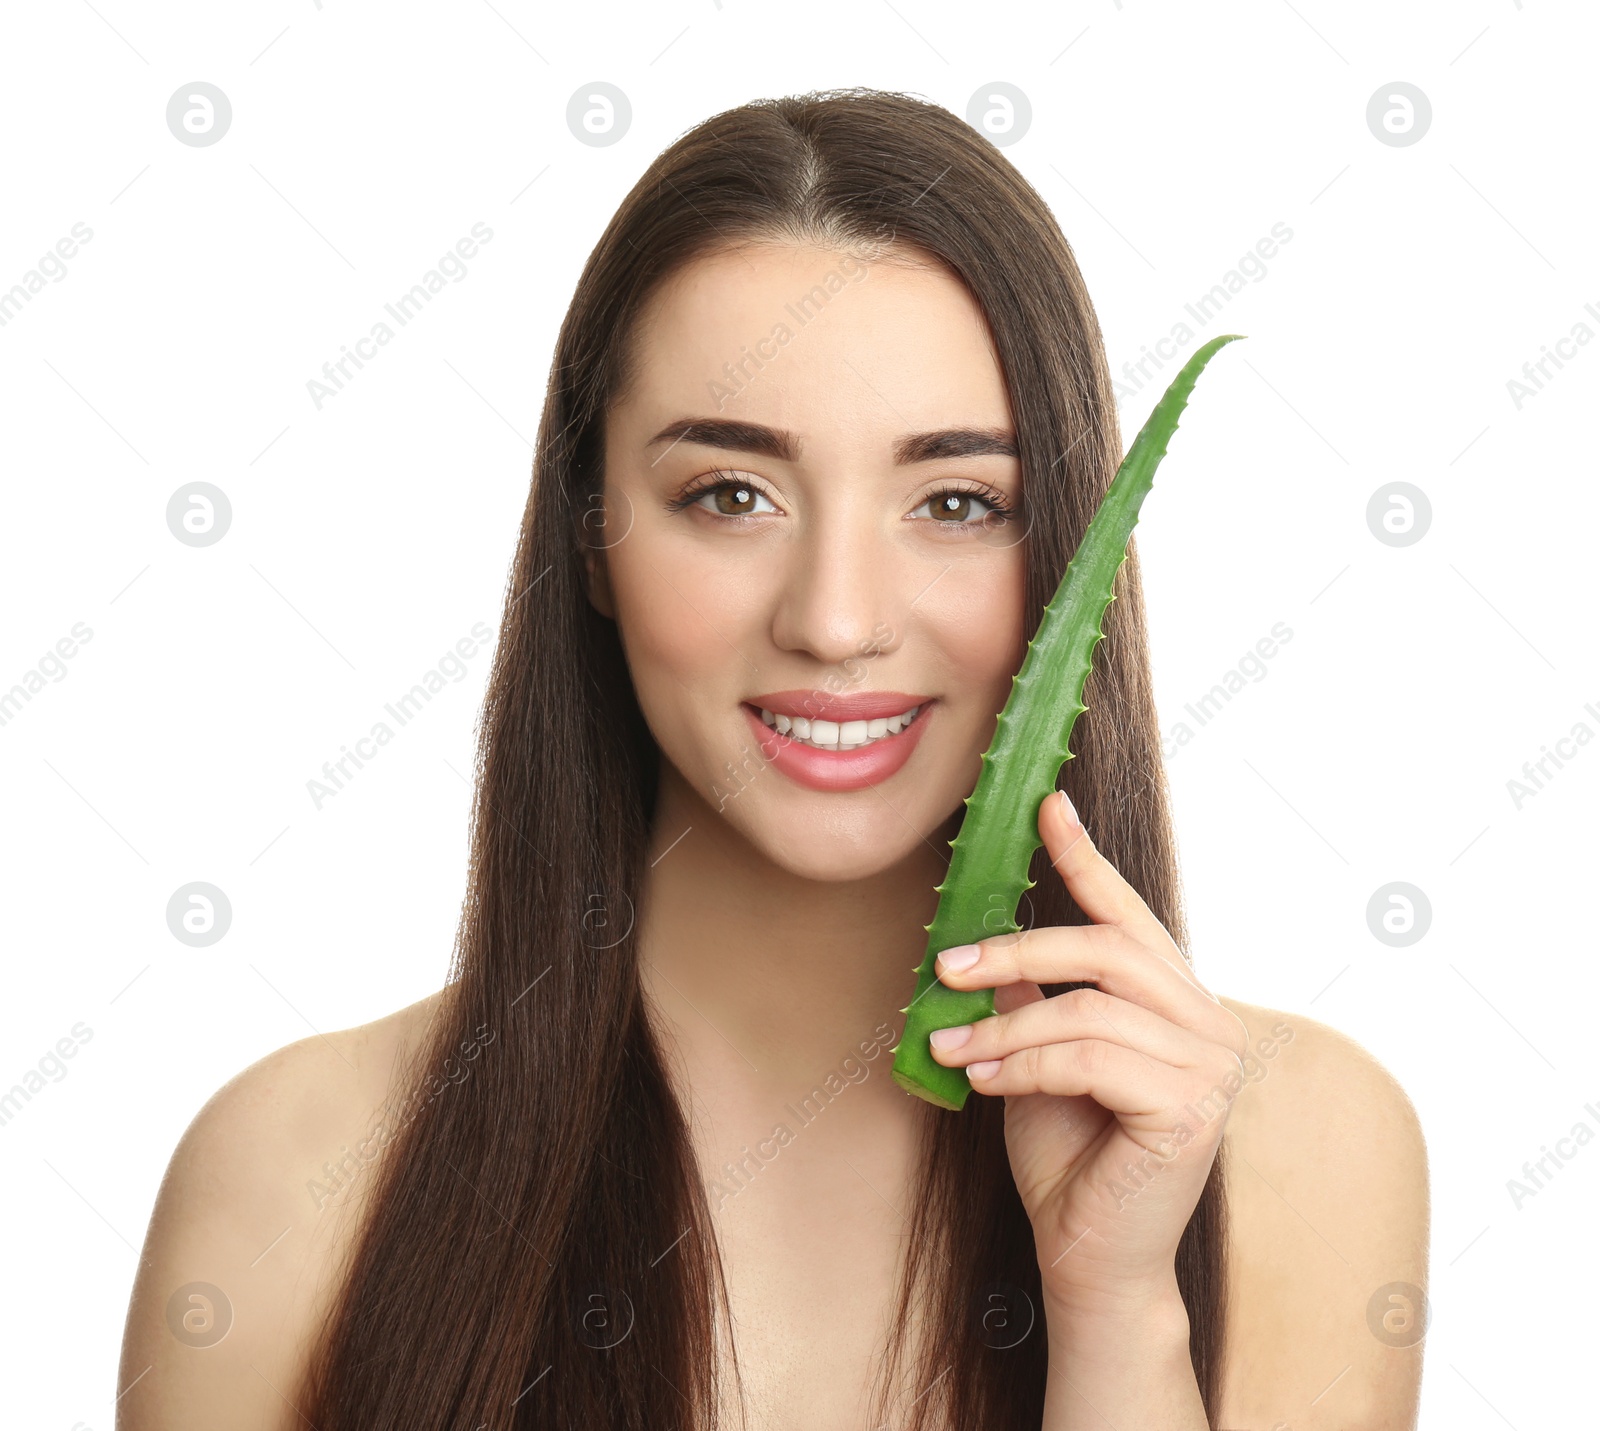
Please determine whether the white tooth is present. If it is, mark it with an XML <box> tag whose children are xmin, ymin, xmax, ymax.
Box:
<box><xmin>763</xmin><ymin>709</ymin><xmax>931</xmax><ymax>751</ymax></box>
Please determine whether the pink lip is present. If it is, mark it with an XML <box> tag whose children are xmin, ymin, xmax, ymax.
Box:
<box><xmin>740</xmin><ymin>699</ymin><xmax>934</xmax><ymax>793</ymax></box>
<box><xmin>747</xmin><ymin>689</ymin><xmax>932</xmax><ymax>722</ymax></box>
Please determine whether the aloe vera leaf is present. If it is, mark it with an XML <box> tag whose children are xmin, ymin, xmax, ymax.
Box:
<box><xmin>889</xmin><ymin>333</ymin><xmax>1244</xmax><ymax>1110</ymax></box>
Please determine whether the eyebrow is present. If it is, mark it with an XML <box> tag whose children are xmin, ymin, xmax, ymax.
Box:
<box><xmin>646</xmin><ymin>417</ymin><xmax>1018</xmax><ymax>466</ymax></box>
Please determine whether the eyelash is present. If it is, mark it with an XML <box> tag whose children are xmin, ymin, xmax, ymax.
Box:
<box><xmin>665</xmin><ymin>471</ymin><xmax>1019</xmax><ymax>528</ymax></box>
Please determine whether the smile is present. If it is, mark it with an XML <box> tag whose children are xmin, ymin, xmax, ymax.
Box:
<box><xmin>738</xmin><ymin>694</ymin><xmax>936</xmax><ymax>793</ymax></box>
<box><xmin>754</xmin><ymin>703</ymin><xmax>922</xmax><ymax>752</ymax></box>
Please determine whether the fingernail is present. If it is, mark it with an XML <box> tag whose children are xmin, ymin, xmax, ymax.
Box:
<box><xmin>928</xmin><ymin>1023</ymin><xmax>973</xmax><ymax>1051</ymax></box>
<box><xmin>1058</xmin><ymin>789</ymin><xmax>1083</xmax><ymax>830</ymax></box>
<box><xmin>937</xmin><ymin>943</ymin><xmax>981</xmax><ymax>973</ymax></box>
<box><xmin>967</xmin><ymin>1059</ymin><xmax>1003</xmax><ymax>1080</ymax></box>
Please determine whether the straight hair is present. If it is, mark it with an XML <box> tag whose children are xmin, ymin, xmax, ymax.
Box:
<box><xmin>302</xmin><ymin>86</ymin><xmax>1228</xmax><ymax>1430</ymax></box>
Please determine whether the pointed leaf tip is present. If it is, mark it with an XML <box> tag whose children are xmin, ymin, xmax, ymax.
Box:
<box><xmin>893</xmin><ymin>333</ymin><xmax>1240</xmax><ymax>1108</ymax></box>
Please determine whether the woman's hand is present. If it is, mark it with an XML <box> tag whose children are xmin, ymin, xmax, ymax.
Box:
<box><xmin>928</xmin><ymin>790</ymin><xmax>1249</xmax><ymax>1317</ymax></box>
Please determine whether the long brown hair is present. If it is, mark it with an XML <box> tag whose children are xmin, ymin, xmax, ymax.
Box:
<box><xmin>302</xmin><ymin>86</ymin><xmax>1227</xmax><ymax>1430</ymax></box>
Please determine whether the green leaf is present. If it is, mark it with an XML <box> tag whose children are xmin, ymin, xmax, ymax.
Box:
<box><xmin>890</xmin><ymin>333</ymin><xmax>1244</xmax><ymax>1110</ymax></box>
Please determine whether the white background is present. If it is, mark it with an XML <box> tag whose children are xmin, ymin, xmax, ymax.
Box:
<box><xmin>1</xmin><ymin>1</ymin><xmax>1594</xmax><ymax>1426</ymax></box>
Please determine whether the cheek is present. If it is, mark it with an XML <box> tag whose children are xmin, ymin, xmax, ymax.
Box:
<box><xmin>924</xmin><ymin>555</ymin><xmax>1029</xmax><ymax>705</ymax></box>
<box><xmin>605</xmin><ymin>530</ymin><xmax>763</xmax><ymax>715</ymax></box>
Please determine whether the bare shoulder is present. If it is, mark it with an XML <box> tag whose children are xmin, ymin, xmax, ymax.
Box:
<box><xmin>116</xmin><ymin>988</ymin><xmax>450</xmax><ymax>1430</ymax></box>
<box><xmin>1212</xmin><ymin>997</ymin><xmax>1430</xmax><ymax>1431</ymax></box>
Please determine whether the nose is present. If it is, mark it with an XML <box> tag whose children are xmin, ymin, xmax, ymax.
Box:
<box><xmin>768</xmin><ymin>507</ymin><xmax>904</xmax><ymax>668</ymax></box>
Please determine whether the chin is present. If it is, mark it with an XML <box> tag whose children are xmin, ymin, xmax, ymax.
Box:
<box><xmin>738</xmin><ymin>816</ymin><xmax>923</xmax><ymax>884</ymax></box>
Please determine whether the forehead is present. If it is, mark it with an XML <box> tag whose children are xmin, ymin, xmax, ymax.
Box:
<box><xmin>618</xmin><ymin>242</ymin><xmax>1012</xmax><ymax>440</ymax></box>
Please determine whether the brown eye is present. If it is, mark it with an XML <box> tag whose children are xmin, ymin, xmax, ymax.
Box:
<box><xmin>671</xmin><ymin>477</ymin><xmax>778</xmax><ymax>519</ymax></box>
<box><xmin>712</xmin><ymin>482</ymin><xmax>760</xmax><ymax>516</ymax></box>
<box><xmin>929</xmin><ymin>492</ymin><xmax>975</xmax><ymax>522</ymax></box>
<box><xmin>913</xmin><ymin>486</ymin><xmax>1013</xmax><ymax>527</ymax></box>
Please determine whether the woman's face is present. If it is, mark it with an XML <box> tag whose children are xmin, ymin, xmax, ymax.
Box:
<box><xmin>594</xmin><ymin>240</ymin><xmax>1029</xmax><ymax>883</ymax></box>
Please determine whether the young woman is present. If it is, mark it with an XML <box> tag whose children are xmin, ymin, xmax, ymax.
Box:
<box><xmin>119</xmin><ymin>89</ymin><xmax>1428</xmax><ymax>1430</ymax></box>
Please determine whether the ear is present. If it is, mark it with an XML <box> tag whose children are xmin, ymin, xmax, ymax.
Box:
<box><xmin>583</xmin><ymin>545</ymin><xmax>616</xmax><ymax>619</ymax></box>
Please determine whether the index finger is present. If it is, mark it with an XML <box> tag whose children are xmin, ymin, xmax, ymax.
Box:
<box><xmin>1040</xmin><ymin>790</ymin><xmax>1207</xmax><ymax>989</ymax></box>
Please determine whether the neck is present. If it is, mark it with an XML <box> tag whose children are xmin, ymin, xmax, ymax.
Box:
<box><xmin>637</xmin><ymin>759</ymin><xmax>954</xmax><ymax>1090</ymax></box>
